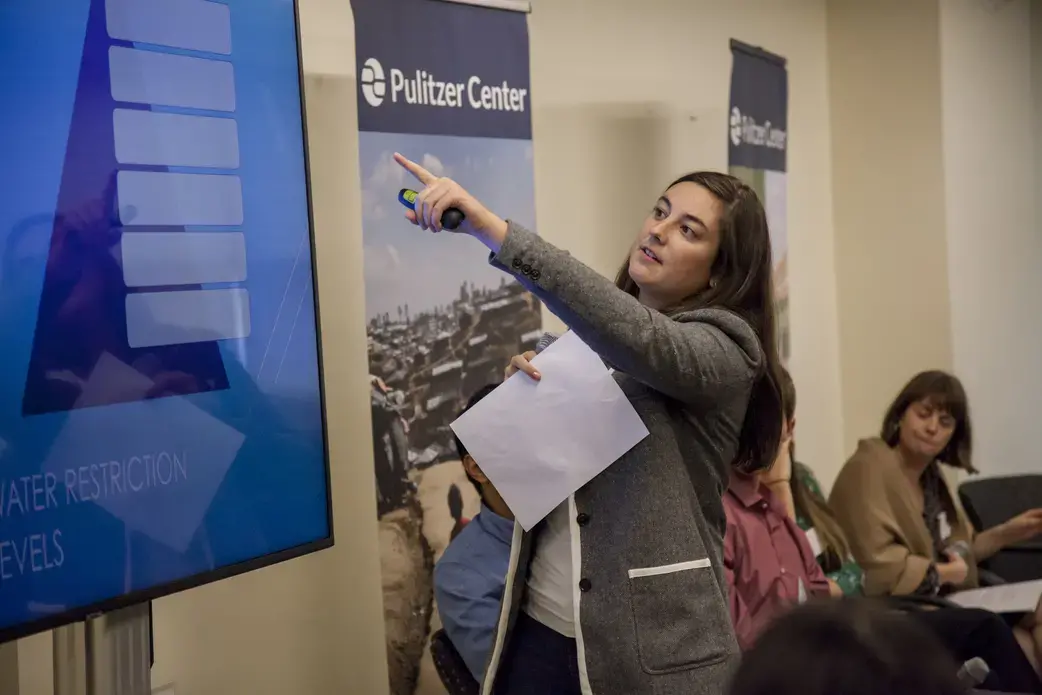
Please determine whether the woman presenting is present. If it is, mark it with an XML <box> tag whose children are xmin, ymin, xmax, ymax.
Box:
<box><xmin>395</xmin><ymin>153</ymin><xmax>784</xmax><ymax>695</ymax></box>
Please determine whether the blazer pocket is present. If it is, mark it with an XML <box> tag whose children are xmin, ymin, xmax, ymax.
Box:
<box><xmin>627</xmin><ymin>559</ymin><xmax>732</xmax><ymax>675</ymax></box>
<box><xmin>616</xmin><ymin>373</ymin><xmax>657</xmax><ymax>401</ymax></box>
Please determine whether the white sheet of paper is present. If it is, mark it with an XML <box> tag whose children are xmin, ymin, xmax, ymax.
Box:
<box><xmin>450</xmin><ymin>331</ymin><xmax>650</xmax><ymax>531</ymax></box>
<box><xmin>949</xmin><ymin>579</ymin><xmax>1042</xmax><ymax>614</ymax></box>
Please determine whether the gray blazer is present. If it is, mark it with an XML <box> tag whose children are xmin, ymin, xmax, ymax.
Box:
<box><xmin>479</xmin><ymin>223</ymin><xmax>762</xmax><ymax>695</ymax></box>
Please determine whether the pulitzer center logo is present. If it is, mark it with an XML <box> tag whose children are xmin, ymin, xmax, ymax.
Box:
<box><xmin>730</xmin><ymin>106</ymin><xmax>743</xmax><ymax>146</ymax></box>
<box><xmin>361</xmin><ymin>58</ymin><xmax>386</xmax><ymax>107</ymax></box>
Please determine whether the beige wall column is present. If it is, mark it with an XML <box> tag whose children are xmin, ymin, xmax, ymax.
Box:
<box><xmin>826</xmin><ymin>0</ymin><xmax>954</xmax><ymax>459</ymax></box>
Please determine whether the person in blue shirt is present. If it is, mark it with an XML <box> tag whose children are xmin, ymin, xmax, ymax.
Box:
<box><xmin>434</xmin><ymin>384</ymin><xmax>515</xmax><ymax>681</ymax></box>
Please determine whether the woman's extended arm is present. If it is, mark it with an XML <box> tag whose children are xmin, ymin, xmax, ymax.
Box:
<box><xmin>973</xmin><ymin>527</ymin><xmax>1008</xmax><ymax>561</ymax></box>
<box><xmin>486</xmin><ymin>223</ymin><xmax>762</xmax><ymax>404</ymax></box>
<box><xmin>393</xmin><ymin>153</ymin><xmax>761</xmax><ymax>403</ymax></box>
<box><xmin>972</xmin><ymin>509</ymin><xmax>1042</xmax><ymax>560</ymax></box>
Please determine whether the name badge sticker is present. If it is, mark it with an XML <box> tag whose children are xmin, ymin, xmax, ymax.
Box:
<box><xmin>939</xmin><ymin>512</ymin><xmax>952</xmax><ymax>542</ymax></box>
<box><xmin>805</xmin><ymin>528</ymin><xmax>823</xmax><ymax>558</ymax></box>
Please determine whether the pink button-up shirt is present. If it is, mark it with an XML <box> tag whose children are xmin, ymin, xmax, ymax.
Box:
<box><xmin>723</xmin><ymin>474</ymin><xmax>831</xmax><ymax>650</ymax></box>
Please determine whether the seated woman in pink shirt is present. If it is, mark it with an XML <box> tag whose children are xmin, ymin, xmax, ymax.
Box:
<box><xmin>723</xmin><ymin>406</ymin><xmax>838</xmax><ymax>650</ymax></box>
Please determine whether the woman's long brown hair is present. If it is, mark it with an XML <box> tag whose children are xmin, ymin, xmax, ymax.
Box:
<box><xmin>778</xmin><ymin>368</ymin><xmax>852</xmax><ymax>566</ymax></box>
<box><xmin>615</xmin><ymin>171</ymin><xmax>784</xmax><ymax>474</ymax></box>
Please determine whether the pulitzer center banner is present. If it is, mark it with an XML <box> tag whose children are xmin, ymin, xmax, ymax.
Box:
<box><xmin>728</xmin><ymin>40</ymin><xmax>790</xmax><ymax>363</ymax></box>
<box><xmin>353</xmin><ymin>2</ymin><xmax>539</xmax><ymax>694</ymax></box>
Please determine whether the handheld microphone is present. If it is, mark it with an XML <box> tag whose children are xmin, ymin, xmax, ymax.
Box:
<box><xmin>398</xmin><ymin>189</ymin><xmax>465</xmax><ymax>231</ymax></box>
<box><xmin>956</xmin><ymin>657</ymin><xmax>989</xmax><ymax>688</ymax></box>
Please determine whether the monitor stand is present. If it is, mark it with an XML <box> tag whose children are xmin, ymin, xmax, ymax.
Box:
<box><xmin>53</xmin><ymin>602</ymin><xmax>152</xmax><ymax>695</ymax></box>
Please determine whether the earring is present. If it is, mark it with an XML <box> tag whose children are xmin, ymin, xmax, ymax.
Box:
<box><xmin>709</xmin><ymin>278</ymin><xmax>718</xmax><ymax>289</ymax></box>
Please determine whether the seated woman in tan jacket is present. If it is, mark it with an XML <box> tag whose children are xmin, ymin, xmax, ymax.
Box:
<box><xmin>830</xmin><ymin>371</ymin><xmax>1042</xmax><ymax>673</ymax></box>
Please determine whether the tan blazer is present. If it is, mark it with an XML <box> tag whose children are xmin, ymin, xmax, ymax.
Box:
<box><xmin>829</xmin><ymin>438</ymin><xmax>977</xmax><ymax>596</ymax></box>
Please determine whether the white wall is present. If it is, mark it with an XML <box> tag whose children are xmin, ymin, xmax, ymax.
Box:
<box><xmin>941</xmin><ymin>0</ymin><xmax>1041</xmax><ymax>477</ymax></box>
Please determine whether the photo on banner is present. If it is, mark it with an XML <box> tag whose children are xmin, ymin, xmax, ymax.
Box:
<box><xmin>353</xmin><ymin>1</ymin><xmax>538</xmax><ymax>693</ymax></box>
<box><xmin>727</xmin><ymin>40</ymin><xmax>790</xmax><ymax>363</ymax></box>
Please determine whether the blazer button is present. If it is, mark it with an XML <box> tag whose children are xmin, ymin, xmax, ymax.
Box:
<box><xmin>530</xmin><ymin>269</ymin><xmax>541</xmax><ymax>281</ymax></box>
<box><xmin>511</xmin><ymin>258</ymin><xmax>523</xmax><ymax>269</ymax></box>
<box><xmin>521</xmin><ymin>263</ymin><xmax>532</xmax><ymax>274</ymax></box>
<box><xmin>576</xmin><ymin>512</ymin><xmax>590</xmax><ymax>527</ymax></box>
<box><xmin>578</xmin><ymin>578</ymin><xmax>592</xmax><ymax>593</ymax></box>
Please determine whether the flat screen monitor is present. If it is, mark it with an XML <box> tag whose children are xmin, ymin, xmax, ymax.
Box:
<box><xmin>0</xmin><ymin>0</ymin><xmax>332</xmax><ymax>643</ymax></box>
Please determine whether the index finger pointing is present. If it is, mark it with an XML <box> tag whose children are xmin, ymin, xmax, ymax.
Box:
<box><xmin>394</xmin><ymin>152</ymin><xmax>435</xmax><ymax>186</ymax></box>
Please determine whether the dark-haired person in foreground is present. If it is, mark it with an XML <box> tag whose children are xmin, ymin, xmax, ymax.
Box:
<box><xmin>729</xmin><ymin>600</ymin><xmax>965</xmax><ymax>695</ymax></box>
<box><xmin>434</xmin><ymin>384</ymin><xmax>515</xmax><ymax>681</ymax></box>
<box><xmin>723</xmin><ymin>415</ymin><xmax>838</xmax><ymax>652</ymax></box>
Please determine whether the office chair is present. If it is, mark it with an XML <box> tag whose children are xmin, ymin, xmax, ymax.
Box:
<box><xmin>961</xmin><ymin>476</ymin><xmax>1042</xmax><ymax>584</ymax></box>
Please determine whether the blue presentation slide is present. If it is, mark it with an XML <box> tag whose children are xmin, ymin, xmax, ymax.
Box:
<box><xmin>0</xmin><ymin>0</ymin><xmax>331</xmax><ymax>639</ymax></box>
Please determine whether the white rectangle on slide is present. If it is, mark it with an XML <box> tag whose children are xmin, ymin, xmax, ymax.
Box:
<box><xmin>126</xmin><ymin>288</ymin><xmax>251</xmax><ymax>348</ymax></box>
<box><xmin>114</xmin><ymin>109</ymin><xmax>239</xmax><ymax>168</ymax></box>
<box><xmin>105</xmin><ymin>0</ymin><xmax>232</xmax><ymax>54</ymax></box>
<box><xmin>122</xmin><ymin>232</ymin><xmax>246</xmax><ymax>287</ymax></box>
<box><xmin>109</xmin><ymin>46</ymin><xmax>235</xmax><ymax>112</ymax></box>
<box><xmin>118</xmin><ymin>170</ymin><xmax>243</xmax><ymax>226</ymax></box>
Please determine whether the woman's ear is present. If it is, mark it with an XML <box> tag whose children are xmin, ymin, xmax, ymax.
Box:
<box><xmin>462</xmin><ymin>455</ymin><xmax>489</xmax><ymax>484</ymax></box>
<box><xmin>779</xmin><ymin>417</ymin><xmax>795</xmax><ymax>446</ymax></box>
